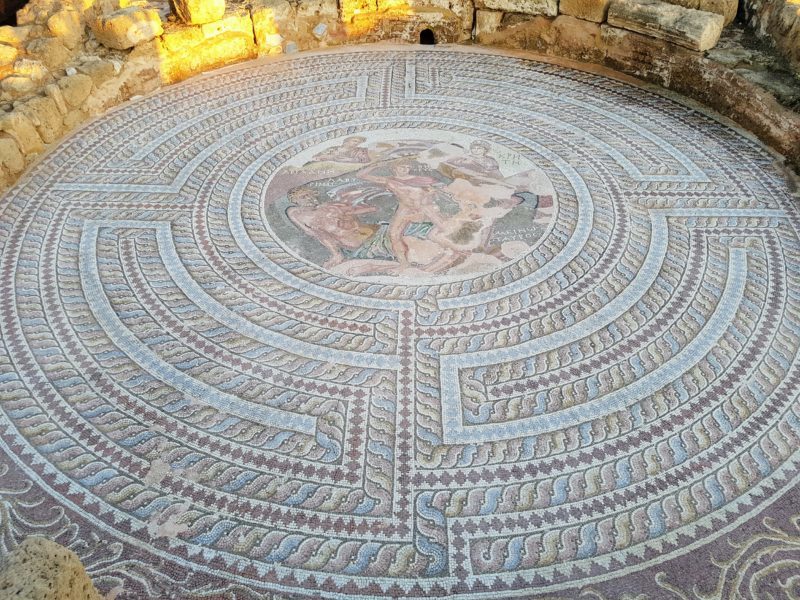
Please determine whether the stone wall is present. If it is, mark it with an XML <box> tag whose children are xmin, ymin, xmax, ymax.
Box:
<box><xmin>0</xmin><ymin>0</ymin><xmax>795</xmax><ymax>194</ymax></box>
<box><xmin>743</xmin><ymin>0</ymin><xmax>800</xmax><ymax>72</ymax></box>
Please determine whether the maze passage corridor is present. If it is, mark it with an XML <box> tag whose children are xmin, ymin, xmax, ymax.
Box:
<box><xmin>1</xmin><ymin>46</ymin><xmax>799</xmax><ymax>598</ymax></box>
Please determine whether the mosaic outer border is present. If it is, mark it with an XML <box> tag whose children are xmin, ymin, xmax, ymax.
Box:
<box><xmin>0</xmin><ymin>47</ymin><xmax>799</xmax><ymax>599</ymax></box>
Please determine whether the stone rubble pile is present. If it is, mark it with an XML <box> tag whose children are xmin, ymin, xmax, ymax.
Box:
<box><xmin>0</xmin><ymin>0</ymin><xmax>793</xmax><ymax>193</ymax></box>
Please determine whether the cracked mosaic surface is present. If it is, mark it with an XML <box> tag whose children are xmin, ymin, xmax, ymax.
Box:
<box><xmin>1</xmin><ymin>47</ymin><xmax>799</xmax><ymax>599</ymax></box>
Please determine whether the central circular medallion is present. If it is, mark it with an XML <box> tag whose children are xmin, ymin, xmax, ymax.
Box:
<box><xmin>262</xmin><ymin>131</ymin><xmax>557</xmax><ymax>282</ymax></box>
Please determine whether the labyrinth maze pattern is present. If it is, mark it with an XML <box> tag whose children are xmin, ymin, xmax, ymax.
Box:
<box><xmin>1</xmin><ymin>48</ymin><xmax>799</xmax><ymax>599</ymax></box>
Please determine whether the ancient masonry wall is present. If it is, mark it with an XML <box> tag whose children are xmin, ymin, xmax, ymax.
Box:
<box><xmin>743</xmin><ymin>0</ymin><xmax>800</xmax><ymax>72</ymax></box>
<box><xmin>0</xmin><ymin>0</ymin><xmax>796</xmax><ymax>196</ymax></box>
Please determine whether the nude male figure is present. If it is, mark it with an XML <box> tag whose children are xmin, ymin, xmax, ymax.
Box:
<box><xmin>357</xmin><ymin>161</ymin><xmax>449</xmax><ymax>267</ymax></box>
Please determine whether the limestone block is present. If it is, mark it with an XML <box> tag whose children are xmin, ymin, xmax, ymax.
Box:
<box><xmin>63</xmin><ymin>107</ymin><xmax>88</xmax><ymax>129</ymax></box>
<box><xmin>77</xmin><ymin>59</ymin><xmax>116</xmax><ymax>86</ymax></box>
<box><xmin>0</xmin><ymin>135</ymin><xmax>25</xmax><ymax>173</ymax></box>
<box><xmin>47</xmin><ymin>8</ymin><xmax>84</xmax><ymax>48</ymax></box>
<box><xmin>658</xmin><ymin>0</ymin><xmax>735</xmax><ymax>24</ymax></box>
<box><xmin>296</xmin><ymin>0</ymin><xmax>339</xmax><ymax>20</ymax></box>
<box><xmin>697</xmin><ymin>0</ymin><xmax>736</xmax><ymax>25</ymax></box>
<box><xmin>400</xmin><ymin>0</ymin><xmax>474</xmax><ymax>31</ymax></box>
<box><xmin>91</xmin><ymin>7</ymin><xmax>163</xmax><ymax>49</ymax></box>
<box><xmin>13</xmin><ymin>59</ymin><xmax>50</xmax><ymax>83</ymax></box>
<box><xmin>252</xmin><ymin>0</ymin><xmax>295</xmax><ymax>52</ymax></box>
<box><xmin>58</xmin><ymin>73</ymin><xmax>94</xmax><ymax>107</ymax></box>
<box><xmin>0</xmin><ymin>537</ymin><xmax>102</xmax><ymax>600</ymax></box>
<box><xmin>18</xmin><ymin>96</ymin><xmax>63</xmax><ymax>143</ymax></box>
<box><xmin>158</xmin><ymin>28</ymin><xmax>257</xmax><ymax>84</ymax></box>
<box><xmin>25</xmin><ymin>37</ymin><xmax>72</xmax><ymax>71</ymax></box>
<box><xmin>0</xmin><ymin>108</ymin><xmax>45</xmax><ymax>155</ymax></box>
<box><xmin>0</xmin><ymin>76</ymin><xmax>36</xmax><ymax>97</ymax></box>
<box><xmin>475</xmin><ymin>9</ymin><xmax>504</xmax><ymax>39</ymax></box>
<box><xmin>171</xmin><ymin>0</ymin><xmax>226</xmax><ymax>24</ymax></box>
<box><xmin>44</xmin><ymin>82</ymin><xmax>68</xmax><ymax>114</ymax></box>
<box><xmin>124</xmin><ymin>40</ymin><xmax>163</xmax><ymax>96</ymax></box>
<box><xmin>16</xmin><ymin>1</ymin><xmax>49</xmax><ymax>26</ymax></box>
<box><xmin>160</xmin><ymin>24</ymin><xmax>204</xmax><ymax>52</ymax></box>
<box><xmin>0</xmin><ymin>44</ymin><xmax>18</xmax><ymax>67</ymax></box>
<box><xmin>0</xmin><ymin>26</ymin><xmax>32</xmax><ymax>46</ymax></box>
<box><xmin>560</xmin><ymin>0</ymin><xmax>611</xmax><ymax>22</ymax></box>
<box><xmin>201</xmin><ymin>9</ymin><xmax>253</xmax><ymax>39</ymax></box>
<box><xmin>476</xmin><ymin>0</ymin><xmax>557</xmax><ymax>17</ymax></box>
<box><xmin>607</xmin><ymin>0</ymin><xmax>723</xmax><ymax>50</ymax></box>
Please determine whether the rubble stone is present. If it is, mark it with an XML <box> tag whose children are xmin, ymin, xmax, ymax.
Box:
<box><xmin>0</xmin><ymin>26</ymin><xmax>31</xmax><ymax>46</ymax></box>
<box><xmin>0</xmin><ymin>44</ymin><xmax>18</xmax><ymax>67</ymax></box>
<box><xmin>25</xmin><ymin>37</ymin><xmax>72</xmax><ymax>71</ymax></box>
<box><xmin>0</xmin><ymin>135</ymin><xmax>25</xmax><ymax>174</ymax></box>
<box><xmin>77</xmin><ymin>59</ymin><xmax>117</xmax><ymax>86</ymax></box>
<box><xmin>0</xmin><ymin>537</ymin><xmax>102</xmax><ymax>600</ymax></box>
<box><xmin>18</xmin><ymin>95</ymin><xmax>63</xmax><ymax>143</ymax></box>
<box><xmin>0</xmin><ymin>104</ymin><xmax>44</xmax><ymax>155</ymax></box>
<box><xmin>58</xmin><ymin>73</ymin><xmax>94</xmax><ymax>107</ymax></box>
<box><xmin>47</xmin><ymin>8</ymin><xmax>84</xmax><ymax>48</ymax></box>
<box><xmin>91</xmin><ymin>6</ymin><xmax>164</xmax><ymax>50</ymax></box>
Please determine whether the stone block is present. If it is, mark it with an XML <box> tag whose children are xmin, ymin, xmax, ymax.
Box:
<box><xmin>475</xmin><ymin>9</ymin><xmax>504</xmax><ymax>39</ymax></box>
<box><xmin>18</xmin><ymin>95</ymin><xmax>63</xmax><ymax>143</ymax></box>
<box><xmin>0</xmin><ymin>76</ymin><xmax>36</xmax><ymax>97</ymax></box>
<box><xmin>91</xmin><ymin>6</ymin><xmax>163</xmax><ymax>49</ymax></box>
<box><xmin>47</xmin><ymin>8</ymin><xmax>84</xmax><ymax>48</ymax></box>
<box><xmin>15</xmin><ymin>0</ymin><xmax>49</xmax><ymax>26</ymax></box>
<box><xmin>201</xmin><ymin>9</ymin><xmax>254</xmax><ymax>39</ymax></box>
<box><xmin>476</xmin><ymin>0</ymin><xmax>556</xmax><ymax>15</ymax></box>
<box><xmin>26</xmin><ymin>37</ymin><xmax>72</xmax><ymax>71</ymax></box>
<box><xmin>252</xmin><ymin>0</ymin><xmax>296</xmax><ymax>52</ymax></box>
<box><xmin>0</xmin><ymin>25</ymin><xmax>32</xmax><ymax>46</ymax></box>
<box><xmin>401</xmin><ymin>0</ymin><xmax>474</xmax><ymax>31</ymax></box>
<box><xmin>58</xmin><ymin>72</ymin><xmax>94</xmax><ymax>107</ymax></box>
<box><xmin>44</xmin><ymin>82</ymin><xmax>68</xmax><ymax>114</ymax></box>
<box><xmin>0</xmin><ymin>44</ymin><xmax>18</xmax><ymax>67</ymax></box>
<box><xmin>171</xmin><ymin>0</ymin><xmax>226</xmax><ymax>24</ymax></box>
<box><xmin>0</xmin><ymin>107</ymin><xmax>44</xmax><ymax>155</ymax></box>
<box><xmin>63</xmin><ymin>107</ymin><xmax>88</xmax><ymax>130</ymax></box>
<box><xmin>158</xmin><ymin>30</ymin><xmax>257</xmax><ymax>84</ymax></box>
<box><xmin>0</xmin><ymin>135</ymin><xmax>25</xmax><ymax>173</ymax></box>
<box><xmin>0</xmin><ymin>537</ymin><xmax>102</xmax><ymax>600</ymax></box>
<box><xmin>77</xmin><ymin>58</ymin><xmax>116</xmax><ymax>86</ymax></box>
<box><xmin>697</xmin><ymin>0</ymin><xmax>736</xmax><ymax>25</ymax></box>
<box><xmin>560</xmin><ymin>0</ymin><xmax>611</xmax><ymax>22</ymax></box>
<box><xmin>13</xmin><ymin>59</ymin><xmax>50</xmax><ymax>83</ymax></box>
<box><xmin>160</xmin><ymin>24</ymin><xmax>204</xmax><ymax>52</ymax></box>
<box><xmin>607</xmin><ymin>0</ymin><xmax>723</xmax><ymax>50</ymax></box>
<box><xmin>297</xmin><ymin>0</ymin><xmax>339</xmax><ymax>20</ymax></box>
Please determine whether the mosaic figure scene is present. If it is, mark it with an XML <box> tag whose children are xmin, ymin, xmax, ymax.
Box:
<box><xmin>0</xmin><ymin>0</ymin><xmax>799</xmax><ymax>597</ymax></box>
<box><xmin>265</xmin><ymin>135</ymin><xmax>555</xmax><ymax>280</ymax></box>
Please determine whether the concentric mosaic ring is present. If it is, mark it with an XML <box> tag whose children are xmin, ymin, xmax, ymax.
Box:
<box><xmin>1</xmin><ymin>46</ymin><xmax>799</xmax><ymax>599</ymax></box>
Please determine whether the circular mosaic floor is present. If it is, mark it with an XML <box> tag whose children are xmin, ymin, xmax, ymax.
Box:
<box><xmin>1</xmin><ymin>46</ymin><xmax>799</xmax><ymax>599</ymax></box>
